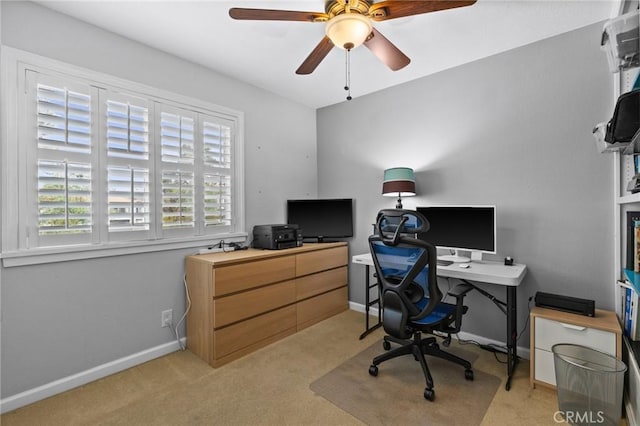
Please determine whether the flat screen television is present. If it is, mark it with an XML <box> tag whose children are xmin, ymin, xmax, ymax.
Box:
<box><xmin>287</xmin><ymin>198</ymin><xmax>353</xmax><ymax>242</ymax></box>
<box><xmin>416</xmin><ymin>205</ymin><xmax>496</xmax><ymax>262</ymax></box>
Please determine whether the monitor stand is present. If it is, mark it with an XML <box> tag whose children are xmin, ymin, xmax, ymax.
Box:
<box><xmin>438</xmin><ymin>250</ymin><xmax>471</xmax><ymax>263</ymax></box>
<box><xmin>470</xmin><ymin>251</ymin><xmax>483</xmax><ymax>262</ymax></box>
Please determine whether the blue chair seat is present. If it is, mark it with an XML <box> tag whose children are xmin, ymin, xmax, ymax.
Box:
<box><xmin>413</xmin><ymin>298</ymin><xmax>456</xmax><ymax>326</ymax></box>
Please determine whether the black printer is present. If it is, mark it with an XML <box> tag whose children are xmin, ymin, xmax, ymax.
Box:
<box><xmin>252</xmin><ymin>224</ymin><xmax>303</xmax><ymax>250</ymax></box>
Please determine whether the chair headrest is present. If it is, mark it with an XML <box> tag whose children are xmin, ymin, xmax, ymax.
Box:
<box><xmin>375</xmin><ymin>209</ymin><xmax>430</xmax><ymax>245</ymax></box>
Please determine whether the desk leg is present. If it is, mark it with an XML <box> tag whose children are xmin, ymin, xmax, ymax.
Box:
<box><xmin>505</xmin><ymin>286</ymin><xmax>518</xmax><ymax>391</ymax></box>
<box><xmin>359</xmin><ymin>265</ymin><xmax>382</xmax><ymax>340</ymax></box>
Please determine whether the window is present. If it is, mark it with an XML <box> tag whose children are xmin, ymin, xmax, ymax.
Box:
<box><xmin>2</xmin><ymin>48</ymin><xmax>245</xmax><ymax>266</ymax></box>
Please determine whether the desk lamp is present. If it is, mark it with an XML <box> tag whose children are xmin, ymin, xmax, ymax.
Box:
<box><xmin>382</xmin><ymin>167</ymin><xmax>416</xmax><ymax>209</ymax></box>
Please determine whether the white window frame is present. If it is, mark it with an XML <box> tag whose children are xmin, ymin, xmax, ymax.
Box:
<box><xmin>1</xmin><ymin>47</ymin><xmax>246</xmax><ymax>267</ymax></box>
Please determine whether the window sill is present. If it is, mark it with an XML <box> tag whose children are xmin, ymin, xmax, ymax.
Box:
<box><xmin>1</xmin><ymin>232</ymin><xmax>248</xmax><ymax>267</ymax></box>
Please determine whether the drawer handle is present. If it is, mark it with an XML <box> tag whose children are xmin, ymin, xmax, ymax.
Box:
<box><xmin>560</xmin><ymin>323</ymin><xmax>586</xmax><ymax>331</ymax></box>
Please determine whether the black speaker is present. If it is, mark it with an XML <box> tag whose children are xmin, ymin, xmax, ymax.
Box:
<box><xmin>534</xmin><ymin>291</ymin><xmax>595</xmax><ymax>317</ymax></box>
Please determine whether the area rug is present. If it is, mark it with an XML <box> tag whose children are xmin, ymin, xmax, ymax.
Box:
<box><xmin>310</xmin><ymin>341</ymin><xmax>501</xmax><ymax>426</ymax></box>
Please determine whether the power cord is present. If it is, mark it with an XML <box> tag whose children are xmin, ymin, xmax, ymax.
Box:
<box><xmin>457</xmin><ymin>336</ymin><xmax>509</xmax><ymax>364</ymax></box>
<box><xmin>228</xmin><ymin>242</ymin><xmax>248</xmax><ymax>251</ymax></box>
<box><xmin>194</xmin><ymin>240</ymin><xmax>249</xmax><ymax>255</ymax></box>
<box><xmin>172</xmin><ymin>274</ymin><xmax>192</xmax><ymax>351</ymax></box>
<box><xmin>213</xmin><ymin>240</ymin><xmax>234</xmax><ymax>252</ymax></box>
<box><xmin>457</xmin><ymin>296</ymin><xmax>534</xmax><ymax>364</ymax></box>
<box><xmin>516</xmin><ymin>295</ymin><xmax>534</xmax><ymax>344</ymax></box>
<box><xmin>217</xmin><ymin>240</ymin><xmax>250</xmax><ymax>252</ymax></box>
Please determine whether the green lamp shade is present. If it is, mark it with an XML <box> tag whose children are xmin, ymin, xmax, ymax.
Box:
<box><xmin>382</xmin><ymin>167</ymin><xmax>416</xmax><ymax>197</ymax></box>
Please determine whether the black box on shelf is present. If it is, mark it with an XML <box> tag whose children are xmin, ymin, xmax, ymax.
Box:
<box><xmin>534</xmin><ymin>291</ymin><xmax>595</xmax><ymax>317</ymax></box>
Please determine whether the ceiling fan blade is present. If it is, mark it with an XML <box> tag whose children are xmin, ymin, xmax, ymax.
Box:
<box><xmin>296</xmin><ymin>36</ymin><xmax>335</xmax><ymax>75</ymax></box>
<box><xmin>368</xmin><ymin>0</ymin><xmax>477</xmax><ymax>21</ymax></box>
<box><xmin>363</xmin><ymin>28</ymin><xmax>410</xmax><ymax>71</ymax></box>
<box><xmin>229</xmin><ymin>8</ymin><xmax>328</xmax><ymax>22</ymax></box>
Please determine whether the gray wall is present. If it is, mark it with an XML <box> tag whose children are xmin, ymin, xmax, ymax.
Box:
<box><xmin>1</xmin><ymin>1</ymin><xmax>317</xmax><ymax>398</ymax></box>
<box><xmin>317</xmin><ymin>22</ymin><xmax>614</xmax><ymax>345</ymax></box>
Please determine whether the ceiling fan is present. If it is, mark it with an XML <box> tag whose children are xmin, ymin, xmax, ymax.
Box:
<box><xmin>229</xmin><ymin>0</ymin><xmax>477</xmax><ymax>75</ymax></box>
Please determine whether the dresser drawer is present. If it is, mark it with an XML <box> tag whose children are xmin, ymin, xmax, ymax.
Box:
<box><xmin>213</xmin><ymin>280</ymin><xmax>296</xmax><ymax>328</ymax></box>
<box><xmin>296</xmin><ymin>266</ymin><xmax>347</xmax><ymax>301</ymax></box>
<box><xmin>214</xmin><ymin>305</ymin><xmax>297</xmax><ymax>359</ymax></box>
<box><xmin>213</xmin><ymin>255</ymin><xmax>296</xmax><ymax>296</ymax></box>
<box><xmin>535</xmin><ymin>317</ymin><xmax>616</xmax><ymax>355</ymax></box>
<box><xmin>297</xmin><ymin>286</ymin><xmax>348</xmax><ymax>330</ymax></box>
<box><xmin>296</xmin><ymin>246</ymin><xmax>347</xmax><ymax>276</ymax></box>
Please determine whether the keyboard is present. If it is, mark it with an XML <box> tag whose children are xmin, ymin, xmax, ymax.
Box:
<box><xmin>437</xmin><ymin>259</ymin><xmax>454</xmax><ymax>266</ymax></box>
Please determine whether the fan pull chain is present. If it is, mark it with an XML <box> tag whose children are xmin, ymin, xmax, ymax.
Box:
<box><xmin>344</xmin><ymin>49</ymin><xmax>352</xmax><ymax>101</ymax></box>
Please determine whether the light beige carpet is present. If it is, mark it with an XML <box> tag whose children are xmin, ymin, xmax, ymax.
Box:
<box><xmin>310</xmin><ymin>340</ymin><xmax>501</xmax><ymax>426</ymax></box>
<box><xmin>2</xmin><ymin>311</ymin><xmax>561</xmax><ymax>426</ymax></box>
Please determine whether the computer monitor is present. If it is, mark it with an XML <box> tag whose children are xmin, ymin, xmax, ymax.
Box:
<box><xmin>287</xmin><ymin>198</ymin><xmax>353</xmax><ymax>242</ymax></box>
<box><xmin>416</xmin><ymin>205</ymin><xmax>496</xmax><ymax>262</ymax></box>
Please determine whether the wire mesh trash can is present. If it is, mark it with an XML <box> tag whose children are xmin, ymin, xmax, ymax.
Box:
<box><xmin>552</xmin><ymin>343</ymin><xmax>627</xmax><ymax>426</ymax></box>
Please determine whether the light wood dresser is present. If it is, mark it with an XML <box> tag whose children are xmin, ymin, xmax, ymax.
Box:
<box><xmin>185</xmin><ymin>242</ymin><xmax>348</xmax><ymax>367</ymax></box>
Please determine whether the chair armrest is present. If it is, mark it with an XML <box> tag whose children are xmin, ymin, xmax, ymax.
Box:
<box><xmin>447</xmin><ymin>283</ymin><xmax>474</xmax><ymax>299</ymax></box>
<box><xmin>447</xmin><ymin>283</ymin><xmax>474</xmax><ymax>332</ymax></box>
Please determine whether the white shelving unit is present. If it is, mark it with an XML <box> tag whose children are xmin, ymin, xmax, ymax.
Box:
<box><xmin>609</xmin><ymin>4</ymin><xmax>640</xmax><ymax>423</ymax></box>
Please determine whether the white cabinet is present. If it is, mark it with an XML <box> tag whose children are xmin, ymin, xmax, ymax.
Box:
<box><xmin>530</xmin><ymin>306</ymin><xmax>622</xmax><ymax>389</ymax></box>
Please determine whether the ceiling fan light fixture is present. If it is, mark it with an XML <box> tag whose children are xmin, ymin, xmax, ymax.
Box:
<box><xmin>325</xmin><ymin>13</ymin><xmax>372</xmax><ymax>50</ymax></box>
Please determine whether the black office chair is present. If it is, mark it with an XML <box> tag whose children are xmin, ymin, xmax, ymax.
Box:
<box><xmin>367</xmin><ymin>209</ymin><xmax>474</xmax><ymax>401</ymax></box>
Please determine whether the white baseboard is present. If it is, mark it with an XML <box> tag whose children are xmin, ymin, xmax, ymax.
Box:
<box><xmin>349</xmin><ymin>302</ymin><xmax>531</xmax><ymax>360</ymax></box>
<box><xmin>0</xmin><ymin>338</ymin><xmax>186</xmax><ymax>414</ymax></box>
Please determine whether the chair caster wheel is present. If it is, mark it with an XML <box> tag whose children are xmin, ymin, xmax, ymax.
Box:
<box><xmin>424</xmin><ymin>388</ymin><xmax>435</xmax><ymax>401</ymax></box>
<box><xmin>383</xmin><ymin>340</ymin><xmax>391</xmax><ymax>350</ymax></box>
<box><xmin>465</xmin><ymin>369</ymin><xmax>474</xmax><ymax>381</ymax></box>
<box><xmin>369</xmin><ymin>365</ymin><xmax>378</xmax><ymax>376</ymax></box>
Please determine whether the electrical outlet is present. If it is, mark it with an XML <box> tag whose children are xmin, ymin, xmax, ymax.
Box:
<box><xmin>161</xmin><ymin>309</ymin><xmax>173</xmax><ymax>328</ymax></box>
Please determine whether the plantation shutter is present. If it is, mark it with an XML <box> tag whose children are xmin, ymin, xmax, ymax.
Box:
<box><xmin>158</xmin><ymin>106</ymin><xmax>196</xmax><ymax>234</ymax></box>
<box><xmin>202</xmin><ymin>116</ymin><xmax>233</xmax><ymax>228</ymax></box>
<box><xmin>37</xmin><ymin>160</ymin><xmax>92</xmax><ymax>235</ymax></box>
<box><xmin>105</xmin><ymin>92</ymin><xmax>152</xmax><ymax>239</ymax></box>
<box><xmin>107</xmin><ymin>166</ymin><xmax>150</xmax><ymax>232</ymax></box>
<box><xmin>32</xmin><ymin>73</ymin><xmax>95</xmax><ymax>246</ymax></box>
<box><xmin>8</xmin><ymin>58</ymin><xmax>243</xmax><ymax>258</ymax></box>
<box><xmin>37</xmin><ymin>83</ymin><xmax>91</xmax><ymax>154</ymax></box>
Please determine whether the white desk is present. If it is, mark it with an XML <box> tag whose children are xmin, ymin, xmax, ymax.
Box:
<box><xmin>351</xmin><ymin>252</ymin><xmax>527</xmax><ymax>390</ymax></box>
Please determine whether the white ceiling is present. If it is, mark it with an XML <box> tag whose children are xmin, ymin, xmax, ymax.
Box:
<box><xmin>34</xmin><ymin>0</ymin><xmax>620</xmax><ymax>109</ymax></box>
